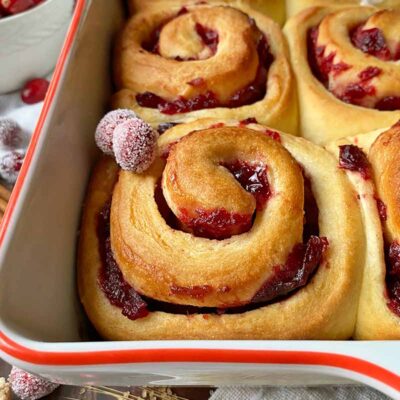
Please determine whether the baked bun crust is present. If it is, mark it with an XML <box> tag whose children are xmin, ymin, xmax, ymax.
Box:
<box><xmin>284</xmin><ymin>6</ymin><xmax>400</xmax><ymax>144</ymax></box>
<box><xmin>78</xmin><ymin>119</ymin><xmax>364</xmax><ymax>340</ymax></box>
<box><xmin>286</xmin><ymin>0</ymin><xmax>400</xmax><ymax>19</ymax></box>
<box><xmin>327</xmin><ymin>123</ymin><xmax>400</xmax><ymax>339</ymax></box>
<box><xmin>113</xmin><ymin>4</ymin><xmax>297</xmax><ymax>134</ymax></box>
<box><xmin>129</xmin><ymin>0</ymin><xmax>286</xmax><ymax>26</ymax></box>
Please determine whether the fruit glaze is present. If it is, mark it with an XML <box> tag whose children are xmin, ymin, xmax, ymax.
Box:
<box><xmin>112</xmin><ymin>4</ymin><xmax>297</xmax><ymax>134</ymax></box>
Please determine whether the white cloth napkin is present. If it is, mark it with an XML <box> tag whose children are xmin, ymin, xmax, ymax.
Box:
<box><xmin>209</xmin><ymin>386</ymin><xmax>391</xmax><ymax>400</ymax></box>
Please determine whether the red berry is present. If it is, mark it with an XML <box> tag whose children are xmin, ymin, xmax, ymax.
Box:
<box><xmin>21</xmin><ymin>78</ymin><xmax>49</xmax><ymax>104</ymax></box>
<box><xmin>1</xmin><ymin>0</ymin><xmax>36</xmax><ymax>14</ymax></box>
<box><xmin>95</xmin><ymin>109</ymin><xmax>136</xmax><ymax>156</ymax></box>
<box><xmin>113</xmin><ymin>118</ymin><xmax>158</xmax><ymax>172</ymax></box>
<box><xmin>0</xmin><ymin>150</ymin><xmax>25</xmax><ymax>183</ymax></box>
<box><xmin>9</xmin><ymin>367</ymin><xmax>59</xmax><ymax>400</ymax></box>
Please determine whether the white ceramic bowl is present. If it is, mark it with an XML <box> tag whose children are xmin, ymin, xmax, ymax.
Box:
<box><xmin>0</xmin><ymin>0</ymin><xmax>74</xmax><ymax>94</ymax></box>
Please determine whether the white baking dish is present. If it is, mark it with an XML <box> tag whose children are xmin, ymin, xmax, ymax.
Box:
<box><xmin>0</xmin><ymin>0</ymin><xmax>398</xmax><ymax>397</ymax></box>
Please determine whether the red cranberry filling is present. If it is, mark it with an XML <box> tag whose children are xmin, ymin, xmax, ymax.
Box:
<box><xmin>195</xmin><ymin>23</ymin><xmax>219</xmax><ymax>55</ymax></box>
<box><xmin>307</xmin><ymin>27</ymin><xmax>351</xmax><ymax>86</ymax></box>
<box><xmin>307</xmin><ymin>26</ymin><xmax>400</xmax><ymax>110</ymax></box>
<box><xmin>158</xmin><ymin>161</ymin><xmax>270</xmax><ymax>240</ymax></box>
<box><xmin>376</xmin><ymin>197</ymin><xmax>387</xmax><ymax>222</ymax></box>
<box><xmin>97</xmin><ymin>172</ymin><xmax>326</xmax><ymax>318</ymax></box>
<box><xmin>252</xmin><ymin>236</ymin><xmax>329</xmax><ymax>303</ymax></box>
<box><xmin>239</xmin><ymin>117</ymin><xmax>258</xmax><ymax>126</ymax></box>
<box><xmin>339</xmin><ymin>145</ymin><xmax>371</xmax><ymax>179</ymax></box>
<box><xmin>222</xmin><ymin>160</ymin><xmax>270</xmax><ymax>210</ymax></box>
<box><xmin>137</xmin><ymin>33</ymin><xmax>273</xmax><ymax>114</ymax></box>
<box><xmin>351</xmin><ymin>25</ymin><xmax>398</xmax><ymax>61</ymax></box>
<box><xmin>375</xmin><ymin>96</ymin><xmax>400</xmax><ymax>111</ymax></box>
<box><xmin>178</xmin><ymin>208</ymin><xmax>253</xmax><ymax>240</ymax></box>
<box><xmin>264</xmin><ymin>129</ymin><xmax>281</xmax><ymax>142</ymax></box>
<box><xmin>386</xmin><ymin>241</ymin><xmax>400</xmax><ymax>317</ymax></box>
<box><xmin>170</xmin><ymin>284</ymin><xmax>213</xmax><ymax>299</ymax></box>
<box><xmin>97</xmin><ymin>203</ymin><xmax>149</xmax><ymax>320</ymax></box>
<box><xmin>337</xmin><ymin>67</ymin><xmax>381</xmax><ymax>106</ymax></box>
<box><xmin>137</xmin><ymin>91</ymin><xmax>219</xmax><ymax>115</ymax></box>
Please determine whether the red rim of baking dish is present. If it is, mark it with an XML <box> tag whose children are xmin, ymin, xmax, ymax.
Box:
<box><xmin>0</xmin><ymin>0</ymin><xmax>399</xmax><ymax>392</ymax></box>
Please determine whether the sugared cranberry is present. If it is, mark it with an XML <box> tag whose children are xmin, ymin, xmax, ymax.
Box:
<box><xmin>0</xmin><ymin>150</ymin><xmax>25</xmax><ymax>183</ymax></box>
<box><xmin>97</xmin><ymin>204</ymin><xmax>149</xmax><ymax>320</ymax></box>
<box><xmin>339</xmin><ymin>145</ymin><xmax>371</xmax><ymax>179</ymax></box>
<box><xmin>8</xmin><ymin>367</ymin><xmax>59</xmax><ymax>400</ymax></box>
<box><xmin>0</xmin><ymin>118</ymin><xmax>23</xmax><ymax>148</ymax></box>
<box><xmin>113</xmin><ymin>117</ymin><xmax>158</xmax><ymax>172</ymax></box>
<box><xmin>21</xmin><ymin>78</ymin><xmax>49</xmax><ymax>104</ymax></box>
<box><xmin>95</xmin><ymin>109</ymin><xmax>136</xmax><ymax>155</ymax></box>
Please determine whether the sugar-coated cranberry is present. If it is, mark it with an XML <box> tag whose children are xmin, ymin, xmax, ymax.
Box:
<box><xmin>8</xmin><ymin>367</ymin><xmax>59</xmax><ymax>400</ymax></box>
<box><xmin>0</xmin><ymin>118</ymin><xmax>23</xmax><ymax>148</ymax></box>
<box><xmin>21</xmin><ymin>78</ymin><xmax>49</xmax><ymax>104</ymax></box>
<box><xmin>113</xmin><ymin>118</ymin><xmax>158</xmax><ymax>172</ymax></box>
<box><xmin>0</xmin><ymin>150</ymin><xmax>25</xmax><ymax>183</ymax></box>
<box><xmin>95</xmin><ymin>109</ymin><xmax>136</xmax><ymax>155</ymax></box>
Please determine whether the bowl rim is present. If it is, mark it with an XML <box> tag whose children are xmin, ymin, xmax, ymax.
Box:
<box><xmin>0</xmin><ymin>0</ymin><xmax>61</xmax><ymax>24</ymax></box>
<box><xmin>0</xmin><ymin>0</ymin><xmax>398</xmax><ymax>396</ymax></box>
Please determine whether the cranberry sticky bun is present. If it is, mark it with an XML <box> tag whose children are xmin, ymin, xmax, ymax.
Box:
<box><xmin>284</xmin><ymin>6</ymin><xmax>400</xmax><ymax>144</ymax></box>
<box><xmin>112</xmin><ymin>4</ymin><xmax>297</xmax><ymax>134</ymax></box>
<box><xmin>78</xmin><ymin>119</ymin><xmax>364</xmax><ymax>340</ymax></box>
<box><xmin>327</xmin><ymin>121</ymin><xmax>400</xmax><ymax>339</ymax></box>
<box><xmin>128</xmin><ymin>0</ymin><xmax>286</xmax><ymax>26</ymax></box>
<box><xmin>286</xmin><ymin>0</ymin><xmax>400</xmax><ymax>19</ymax></box>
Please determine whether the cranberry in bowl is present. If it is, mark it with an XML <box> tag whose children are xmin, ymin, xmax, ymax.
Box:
<box><xmin>0</xmin><ymin>0</ymin><xmax>74</xmax><ymax>93</ymax></box>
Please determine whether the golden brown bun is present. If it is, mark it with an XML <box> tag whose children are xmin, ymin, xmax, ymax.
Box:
<box><xmin>286</xmin><ymin>0</ymin><xmax>400</xmax><ymax>19</ymax></box>
<box><xmin>284</xmin><ymin>6</ymin><xmax>400</xmax><ymax>144</ymax></box>
<box><xmin>78</xmin><ymin>119</ymin><xmax>364</xmax><ymax>340</ymax></box>
<box><xmin>326</xmin><ymin>123</ymin><xmax>400</xmax><ymax>339</ymax></box>
<box><xmin>113</xmin><ymin>5</ymin><xmax>298</xmax><ymax>134</ymax></box>
<box><xmin>128</xmin><ymin>0</ymin><xmax>286</xmax><ymax>26</ymax></box>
